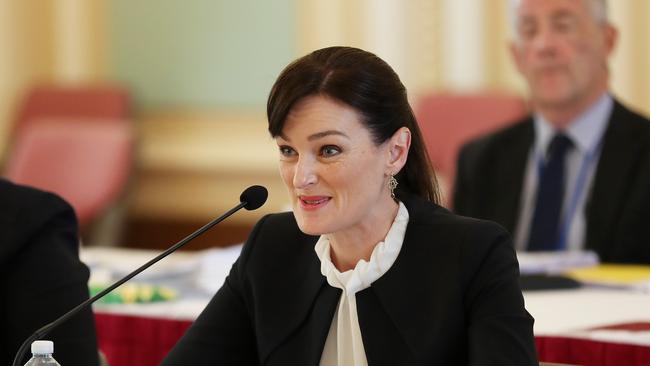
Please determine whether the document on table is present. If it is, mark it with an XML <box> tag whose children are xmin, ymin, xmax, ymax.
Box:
<box><xmin>565</xmin><ymin>264</ymin><xmax>650</xmax><ymax>292</ymax></box>
<box><xmin>517</xmin><ymin>250</ymin><xmax>599</xmax><ymax>275</ymax></box>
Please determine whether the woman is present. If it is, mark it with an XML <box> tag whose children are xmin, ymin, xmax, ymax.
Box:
<box><xmin>162</xmin><ymin>47</ymin><xmax>537</xmax><ymax>365</ymax></box>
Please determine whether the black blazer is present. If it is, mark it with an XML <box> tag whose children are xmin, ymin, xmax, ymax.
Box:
<box><xmin>162</xmin><ymin>194</ymin><xmax>537</xmax><ymax>365</ymax></box>
<box><xmin>0</xmin><ymin>179</ymin><xmax>99</xmax><ymax>366</ymax></box>
<box><xmin>454</xmin><ymin>99</ymin><xmax>650</xmax><ymax>264</ymax></box>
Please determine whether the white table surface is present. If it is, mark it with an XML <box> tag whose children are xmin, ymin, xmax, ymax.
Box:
<box><xmin>524</xmin><ymin>288</ymin><xmax>650</xmax><ymax>345</ymax></box>
<box><xmin>83</xmin><ymin>247</ymin><xmax>650</xmax><ymax>345</ymax></box>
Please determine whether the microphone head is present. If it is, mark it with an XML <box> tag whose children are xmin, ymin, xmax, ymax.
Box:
<box><xmin>240</xmin><ymin>185</ymin><xmax>268</xmax><ymax>210</ymax></box>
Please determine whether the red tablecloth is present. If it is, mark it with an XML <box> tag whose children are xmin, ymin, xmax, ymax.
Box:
<box><xmin>96</xmin><ymin>313</ymin><xmax>650</xmax><ymax>366</ymax></box>
<box><xmin>536</xmin><ymin>336</ymin><xmax>650</xmax><ymax>366</ymax></box>
<box><xmin>95</xmin><ymin>313</ymin><xmax>192</xmax><ymax>366</ymax></box>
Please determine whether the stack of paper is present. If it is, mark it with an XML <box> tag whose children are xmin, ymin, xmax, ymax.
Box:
<box><xmin>194</xmin><ymin>244</ymin><xmax>243</xmax><ymax>293</ymax></box>
<box><xmin>517</xmin><ymin>250</ymin><xmax>599</xmax><ymax>275</ymax></box>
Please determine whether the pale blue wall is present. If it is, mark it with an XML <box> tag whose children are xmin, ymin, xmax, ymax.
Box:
<box><xmin>109</xmin><ymin>0</ymin><xmax>296</xmax><ymax>111</ymax></box>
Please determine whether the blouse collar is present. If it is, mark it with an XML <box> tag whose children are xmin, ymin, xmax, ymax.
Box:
<box><xmin>314</xmin><ymin>201</ymin><xmax>409</xmax><ymax>295</ymax></box>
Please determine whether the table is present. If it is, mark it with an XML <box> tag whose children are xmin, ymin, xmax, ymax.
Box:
<box><xmin>525</xmin><ymin>288</ymin><xmax>650</xmax><ymax>365</ymax></box>
<box><xmin>85</xmin><ymin>248</ymin><xmax>650</xmax><ymax>366</ymax></box>
<box><xmin>85</xmin><ymin>247</ymin><xmax>228</xmax><ymax>366</ymax></box>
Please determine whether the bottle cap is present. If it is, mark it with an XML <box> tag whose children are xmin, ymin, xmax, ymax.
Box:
<box><xmin>31</xmin><ymin>340</ymin><xmax>54</xmax><ymax>355</ymax></box>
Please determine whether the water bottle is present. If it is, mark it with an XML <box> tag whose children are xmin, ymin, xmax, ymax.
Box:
<box><xmin>23</xmin><ymin>340</ymin><xmax>61</xmax><ymax>366</ymax></box>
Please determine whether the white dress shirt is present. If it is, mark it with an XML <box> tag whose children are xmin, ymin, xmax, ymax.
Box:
<box><xmin>514</xmin><ymin>93</ymin><xmax>613</xmax><ymax>251</ymax></box>
<box><xmin>315</xmin><ymin>202</ymin><xmax>409</xmax><ymax>366</ymax></box>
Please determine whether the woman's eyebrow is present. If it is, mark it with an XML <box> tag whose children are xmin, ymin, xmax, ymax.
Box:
<box><xmin>308</xmin><ymin>130</ymin><xmax>350</xmax><ymax>141</ymax></box>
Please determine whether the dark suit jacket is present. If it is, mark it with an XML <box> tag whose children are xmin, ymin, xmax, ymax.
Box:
<box><xmin>454</xmin><ymin>99</ymin><xmax>650</xmax><ymax>264</ymax></box>
<box><xmin>162</xmin><ymin>194</ymin><xmax>536</xmax><ymax>365</ymax></box>
<box><xmin>0</xmin><ymin>179</ymin><xmax>99</xmax><ymax>366</ymax></box>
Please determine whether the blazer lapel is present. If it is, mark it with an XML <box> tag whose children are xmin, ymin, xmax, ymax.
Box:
<box><xmin>256</xmin><ymin>233</ymin><xmax>338</xmax><ymax>365</ymax></box>
<box><xmin>585</xmin><ymin>101</ymin><xmax>644</xmax><ymax>258</ymax></box>
<box><xmin>261</xmin><ymin>281</ymin><xmax>341</xmax><ymax>365</ymax></box>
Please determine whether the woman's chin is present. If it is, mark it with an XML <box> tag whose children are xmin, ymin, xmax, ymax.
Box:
<box><xmin>295</xmin><ymin>218</ymin><xmax>330</xmax><ymax>236</ymax></box>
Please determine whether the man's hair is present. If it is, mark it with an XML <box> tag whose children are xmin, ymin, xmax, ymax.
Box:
<box><xmin>588</xmin><ymin>0</ymin><xmax>609</xmax><ymax>24</ymax></box>
<box><xmin>509</xmin><ymin>0</ymin><xmax>609</xmax><ymax>30</ymax></box>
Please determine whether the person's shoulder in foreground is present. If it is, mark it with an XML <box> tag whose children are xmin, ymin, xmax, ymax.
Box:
<box><xmin>0</xmin><ymin>178</ymin><xmax>99</xmax><ymax>366</ymax></box>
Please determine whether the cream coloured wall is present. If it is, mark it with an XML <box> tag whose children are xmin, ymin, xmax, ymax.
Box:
<box><xmin>0</xmin><ymin>1</ymin><xmax>54</xmax><ymax>162</ymax></box>
<box><xmin>0</xmin><ymin>2</ymin><xmax>12</xmax><ymax>154</ymax></box>
<box><xmin>609</xmin><ymin>1</ymin><xmax>650</xmax><ymax>115</ymax></box>
<box><xmin>296</xmin><ymin>0</ymin><xmax>445</xmax><ymax>99</ymax></box>
<box><xmin>53</xmin><ymin>0</ymin><xmax>107</xmax><ymax>82</ymax></box>
<box><xmin>0</xmin><ymin>0</ymin><xmax>105</xmax><ymax>163</ymax></box>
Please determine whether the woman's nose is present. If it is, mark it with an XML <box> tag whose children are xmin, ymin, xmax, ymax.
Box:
<box><xmin>293</xmin><ymin>157</ymin><xmax>318</xmax><ymax>189</ymax></box>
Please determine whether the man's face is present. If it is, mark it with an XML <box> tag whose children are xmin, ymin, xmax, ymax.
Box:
<box><xmin>510</xmin><ymin>0</ymin><xmax>616</xmax><ymax>111</ymax></box>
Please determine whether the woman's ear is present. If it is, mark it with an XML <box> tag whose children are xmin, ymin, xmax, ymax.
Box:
<box><xmin>387</xmin><ymin>127</ymin><xmax>411</xmax><ymax>174</ymax></box>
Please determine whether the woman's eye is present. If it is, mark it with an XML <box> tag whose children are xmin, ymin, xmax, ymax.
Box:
<box><xmin>320</xmin><ymin>145</ymin><xmax>341</xmax><ymax>157</ymax></box>
<box><xmin>278</xmin><ymin>146</ymin><xmax>296</xmax><ymax>157</ymax></box>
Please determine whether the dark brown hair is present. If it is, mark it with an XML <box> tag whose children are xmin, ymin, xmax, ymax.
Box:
<box><xmin>267</xmin><ymin>46</ymin><xmax>440</xmax><ymax>203</ymax></box>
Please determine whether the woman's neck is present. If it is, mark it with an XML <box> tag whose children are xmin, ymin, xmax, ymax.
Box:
<box><xmin>328</xmin><ymin>199</ymin><xmax>399</xmax><ymax>272</ymax></box>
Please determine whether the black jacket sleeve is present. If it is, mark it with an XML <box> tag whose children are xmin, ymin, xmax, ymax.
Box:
<box><xmin>1</xmin><ymin>185</ymin><xmax>99</xmax><ymax>366</ymax></box>
<box><xmin>462</xmin><ymin>221</ymin><xmax>537</xmax><ymax>365</ymax></box>
<box><xmin>160</xmin><ymin>215</ymin><xmax>270</xmax><ymax>365</ymax></box>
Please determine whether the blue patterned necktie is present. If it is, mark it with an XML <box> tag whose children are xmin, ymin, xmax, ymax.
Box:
<box><xmin>527</xmin><ymin>133</ymin><xmax>574</xmax><ymax>251</ymax></box>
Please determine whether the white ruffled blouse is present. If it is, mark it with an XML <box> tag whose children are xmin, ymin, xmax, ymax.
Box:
<box><xmin>315</xmin><ymin>202</ymin><xmax>409</xmax><ymax>366</ymax></box>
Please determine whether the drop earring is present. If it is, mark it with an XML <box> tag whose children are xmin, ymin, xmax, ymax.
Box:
<box><xmin>388</xmin><ymin>175</ymin><xmax>398</xmax><ymax>198</ymax></box>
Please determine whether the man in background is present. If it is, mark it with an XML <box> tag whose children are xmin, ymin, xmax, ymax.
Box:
<box><xmin>454</xmin><ymin>0</ymin><xmax>650</xmax><ymax>263</ymax></box>
<box><xmin>0</xmin><ymin>178</ymin><xmax>99</xmax><ymax>366</ymax></box>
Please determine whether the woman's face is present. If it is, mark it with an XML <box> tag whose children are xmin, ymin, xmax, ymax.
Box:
<box><xmin>275</xmin><ymin>95</ymin><xmax>401</xmax><ymax>236</ymax></box>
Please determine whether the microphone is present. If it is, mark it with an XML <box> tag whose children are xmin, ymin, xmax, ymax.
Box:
<box><xmin>12</xmin><ymin>185</ymin><xmax>268</xmax><ymax>366</ymax></box>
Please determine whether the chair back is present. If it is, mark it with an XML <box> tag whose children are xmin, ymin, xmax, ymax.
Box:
<box><xmin>4</xmin><ymin>118</ymin><xmax>133</xmax><ymax>228</ymax></box>
<box><xmin>14</xmin><ymin>85</ymin><xmax>130</xmax><ymax>135</ymax></box>
<box><xmin>415</xmin><ymin>92</ymin><xmax>527</xmax><ymax>202</ymax></box>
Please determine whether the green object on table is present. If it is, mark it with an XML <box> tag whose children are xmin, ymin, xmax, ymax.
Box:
<box><xmin>89</xmin><ymin>283</ymin><xmax>177</xmax><ymax>304</ymax></box>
